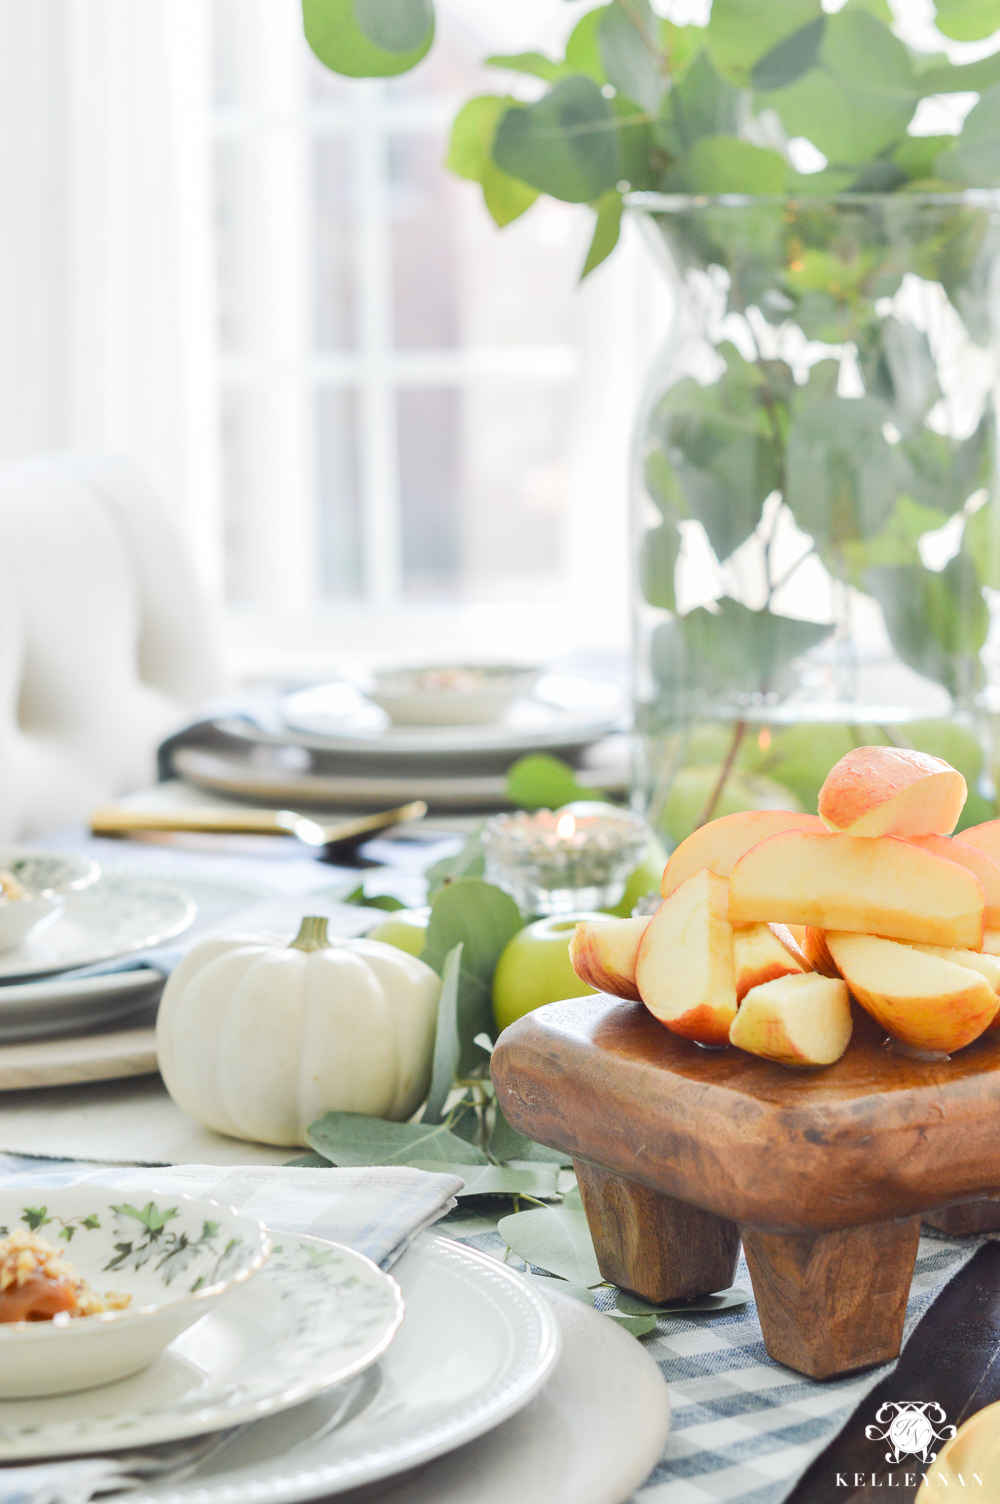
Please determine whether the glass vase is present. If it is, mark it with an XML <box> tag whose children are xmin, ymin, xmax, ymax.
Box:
<box><xmin>628</xmin><ymin>192</ymin><xmax>1000</xmax><ymax>850</ymax></box>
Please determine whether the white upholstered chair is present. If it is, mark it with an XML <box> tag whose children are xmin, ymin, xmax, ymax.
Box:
<box><xmin>0</xmin><ymin>453</ymin><xmax>227</xmax><ymax>840</ymax></box>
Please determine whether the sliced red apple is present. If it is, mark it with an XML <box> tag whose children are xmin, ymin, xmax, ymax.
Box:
<box><xmin>635</xmin><ymin>868</ymin><xmax>736</xmax><ymax>1046</ymax></box>
<box><xmin>825</xmin><ymin>931</ymin><xmax>1000</xmax><ymax>1052</ymax></box>
<box><xmin>660</xmin><ymin>810</ymin><xmax>824</xmax><ymax>899</ymax></box>
<box><xmin>908</xmin><ymin>834</ymin><xmax>1000</xmax><ymax>930</ymax></box>
<box><xmin>729</xmin><ymin>830</ymin><xmax>985</xmax><ymax>950</ymax></box>
<box><xmin>729</xmin><ymin>972</ymin><xmax>852</xmax><ymax>1066</ymax></box>
<box><xmin>803</xmin><ymin>926</ymin><xmax>840</xmax><ymax>979</ymax></box>
<box><xmin>733</xmin><ymin>922</ymin><xmax>809</xmax><ymax>1003</ymax></box>
<box><xmin>818</xmin><ymin>745</ymin><xmax>966</xmax><ymax>838</ymax></box>
<box><xmin>568</xmin><ymin>914</ymin><xmax>650</xmax><ymax>1002</ymax></box>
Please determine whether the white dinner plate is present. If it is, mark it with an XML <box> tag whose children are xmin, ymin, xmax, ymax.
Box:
<box><xmin>132</xmin><ymin>1273</ymin><xmax>663</xmax><ymax>1504</ymax></box>
<box><xmin>0</xmin><ymin>872</ymin><xmax>269</xmax><ymax>1000</ymax></box>
<box><xmin>279</xmin><ymin>675</ymin><xmax>625</xmax><ymax>756</ymax></box>
<box><xmin>0</xmin><ymin>1233</ymin><xmax>407</xmax><ymax>1458</ymax></box>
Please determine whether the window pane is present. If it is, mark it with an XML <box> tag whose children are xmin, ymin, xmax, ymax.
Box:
<box><xmin>317</xmin><ymin>388</ymin><xmax>363</xmax><ymax>599</ymax></box>
<box><xmin>314</xmin><ymin>136</ymin><xmax>356</xmax><ymax>351</ymax></box>
<box><xmin>399</xmin><ymin>389</ymin><xmax>460</xmax><ymax>597</ymax></box>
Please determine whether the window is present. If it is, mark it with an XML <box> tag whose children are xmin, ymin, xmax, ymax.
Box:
<box><xmin>211</xmin><ymin>0</ymin><xmax>669</xmax><ymax>676</ymax></box>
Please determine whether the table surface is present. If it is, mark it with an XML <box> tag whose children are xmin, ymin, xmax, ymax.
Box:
<box><xmin>5</xmin><ymin>816</ymin><xmax>999</xmax><ymax>1504</ymax></box>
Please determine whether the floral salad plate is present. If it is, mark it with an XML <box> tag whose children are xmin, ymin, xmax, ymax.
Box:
<box><xmin>0</xmin><ymin>1228</ymin><xmax>405</xmax><ymax>1456</ymax></box>
<box><xmin>0</xmin><ymin>1189</ymin><xmax>271</xmax><ymax>1397</ymax></box>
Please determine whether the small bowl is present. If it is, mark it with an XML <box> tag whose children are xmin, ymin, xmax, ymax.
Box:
<box><xmin>367</xmin><ymin>664</ymin><xmax>540</xmax><ymax>726</ymax></box>
<box><xmin>0</xmin><ymin>1187</ymin><xmax>270</xmax><ymax>1396</ymax></box>
<box><xmin>0</xmin><ymin>847</ymin><xmax>100</xmax><ymax>954</ymax></box>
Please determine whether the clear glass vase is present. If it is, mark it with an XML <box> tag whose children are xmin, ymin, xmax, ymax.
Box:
<box><xmin>628</xmin><ymin>192</ymin><xmax>1000</xmax><ymax>850</ymax></box>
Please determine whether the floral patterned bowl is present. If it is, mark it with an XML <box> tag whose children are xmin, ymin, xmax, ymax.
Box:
<box><xmin>0</xmin><ymin>1188</ymin><xmax>270</xmax><ymax>1397</ymax></box>
<box><xmin>0</xmin><ymin>847</ymin><xmax>100</xmax><ymax>953</ymax></box>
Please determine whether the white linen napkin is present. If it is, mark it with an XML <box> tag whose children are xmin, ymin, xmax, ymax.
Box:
<box><xmin>0</xmin><ymin>1161</ymin><xmax>464</xmax><ymax>1504</ymax></box>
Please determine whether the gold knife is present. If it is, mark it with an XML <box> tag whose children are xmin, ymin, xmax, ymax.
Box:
<box><xmin>89</xmin><ymin>800</ymin><xmax>428</xmax><ymax>849</ymax></box>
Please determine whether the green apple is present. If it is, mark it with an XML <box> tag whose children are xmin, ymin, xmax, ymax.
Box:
<box><xmin>601</xmin><ymin>835</ymin><xmax>669</xmax><ymax>917</ymax></box>
<box><xmin>492</xmin><ymin>912</ymin><xmax>603</xmax><ymax>1033</ymax></box>
<box><xmin>662</xmin><ymin>766</ymin><xmax>802</xmax><ymax>846</ymax></box>
<box><xmin>365</xmin><ymin>908</ymin><xmax>430</xmax><ymax>958</ymax></box>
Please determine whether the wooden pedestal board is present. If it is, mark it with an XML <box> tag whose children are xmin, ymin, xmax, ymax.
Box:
<box><xmin>491</xmin><ymin>995</ymin><xmax>1000</xmax><ymax>1381</ymax></box>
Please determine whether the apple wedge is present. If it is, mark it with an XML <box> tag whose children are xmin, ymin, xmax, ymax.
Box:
<box><xmin>733</xmin><ymin>922</ymin><xmax>809</xmax><ymax>1003</ymax></box>
<box><xmin>818</xmin><ymin>746</ymin><xmax>967</xmax><ymax>838</ymax></box>
<box><xmin>985</xmin><ymin>931</ymin><xmax>1000</xmax><ymax>956</ymax></box>
<box><xmin>803</xmin><ymin>927</ymin><xmax>840</xmax><ymax>979</ymax></box>
<box><xmin>729</xmin><ymin>972</ymin><xmax>852</xmax><ymax>1066</ymax></box>
<box><xmin>568</xmin><ymin>915</ymin><xmax>650</xmax><ymax>1002</ymax></box>
<box><xmin>660</xmin><ymin>810</ymin><xmax>824</xmax><ymax>899</ymax></box>
<box><xmin>955</xmin><ymin>818</ymin><xmax>1000</xmax><ymax>865</ymax></box>
<box><xmin>729</xmin><ymin>830</ymin><xmax>985</xmax><ymax>949</ymax></box>
<box><xmin>908</xmin><ymin>834</ymin><xmax>1000</xmax><ymax>929</ymax></box>
<box><xmin>825</xmin><ymin>932</ymin><xmax>1000</xmax><ymax>1052</ymax></box>
<box><xmin>635</xmin><ymin>868</ymin><xmax>736</xmax><ymax>1046</ymax></box>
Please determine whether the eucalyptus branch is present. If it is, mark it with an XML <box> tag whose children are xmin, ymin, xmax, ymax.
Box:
<box><xmin>694</xmin><ymin>719</ymin><xmax>747</xmax><ymax>829</ymax></box>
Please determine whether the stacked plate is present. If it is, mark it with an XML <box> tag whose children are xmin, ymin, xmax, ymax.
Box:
<box><xmin>0</xmin><ymin>1224</ymin><xmax>669</xmax><ymax>1504</ymax></box>
<box><xmin>0</xmin><ymin>851</ymin><xmax>270</xmax><ymax>1091</ymax></box>
<box><xmin>160</xmin><ymin>674</ymin><xmax>629</xmax><ymax>812</ymax></box>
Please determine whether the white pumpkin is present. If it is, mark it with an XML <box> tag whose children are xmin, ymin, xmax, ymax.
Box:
<box><xmin>155</xmin><ymin>916</ymin><xmax>441</xmax><ymax>1147</ymax></box>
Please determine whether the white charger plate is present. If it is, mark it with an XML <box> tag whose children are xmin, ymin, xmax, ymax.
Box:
<box><xmin>0</xmin><ymin>872</ymin><xmax>269</xmax><ymax>1001</ymax></box>
<box><xmin>279</xmin><ymin>675</ymin><xmax>625</xmax><ymax>756</ymax></box>
<box><xmin>0</xmin><ymin>1232</ymin><xmax>407</xmax><ymax>1458</ymax></box>
<box><xmin>133</xmin><ymin>1274</ymin><xmax>666</xmax><ymax>1504</ymax></box>
<box><xmin>0</xmin><ymin>876</ymin><xmax>195</xmax><ymax>984</ymax></box>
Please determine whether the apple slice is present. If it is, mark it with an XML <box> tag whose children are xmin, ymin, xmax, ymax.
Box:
<box><xmin>729</xmin><ymin>972</ymin><xmax>852</xmax><ymax>1066</ymax></box>
<box><xmin>908</xmin><ymin>834</ymin><xmax>1000</xmax><ymax>930</ymax></box>
<box><xmin>908</xmin><ymin>943</ymin><xmax>1000</xmax><ymax>1017</ymax></box>
<box><xmin>818</xmin><ymin>746</ymin><xmax>967</xmax><ymax>838</ymax></box>
<box><xmin>825</xmin><ymin>931</ymin><xmax>1000</xmax><ymax>1052</ymax></box>
<box><xmin>729</xmin><ymin>830</ymin><xmax>985</xmax><ymax>949</ymax></box>
<box><xmin>803</xmin><ymin>927</ymin><xmax>840</xmax><ymax>979</ymax></box>
<box><xmin>985</xmin><ymin>931</ymin><xmax>1000</xmax><ymax>956</ymax></box>
<box><xmin>635</xmin><ymin>868</ymin><xmax>736</xmax><ymax>1046</ymax></box>
<box><xmin>660</xmin><ymin>810</ymin><xmax>824</xmax><ymax>899</ymax></box>
<box><xmin>568</xmin><ymin>915</ymin><xmax>649</xmax><ymax>1002</ymax></box>
<box><xmin>733</xmin><ymin>922</ymin><xmax>809</xmax><ymax>1003</ymax></box>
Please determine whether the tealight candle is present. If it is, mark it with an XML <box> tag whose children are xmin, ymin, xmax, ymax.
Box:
<box><xmin>483</xmin><ymin>801</ymin><xmax>649</xmax><ymax>915</ymax></box>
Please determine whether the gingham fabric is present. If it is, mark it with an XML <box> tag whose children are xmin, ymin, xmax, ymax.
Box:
<box><xmin>458</xmin><ymin>1226</ymin><xmax>985</xmax><ymax>1503</ymax></box>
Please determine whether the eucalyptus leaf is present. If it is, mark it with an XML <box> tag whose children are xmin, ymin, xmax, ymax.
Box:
<box><xmin>284</xmin><ymin>1151</ymin><xmax>332</xmax><ymax>1168</ymax></box>
<box><xmin>935</xmin><ymin>82</ymin><xmax>1000</xmax><ymax>187</ymax></box>
<box><xmin>899</xmin><ymin>415</ymin><xmax>992</xmax><ymax>516</ymax></box>
<box><xmin>750</xmin><ymin>16</ymin><xmax>825</xmax><ymax>91</ymax></box>
<box><xmin>708</xmin><ymin>0</ymin><xmax>821</xmax><ymax>85</ymax></box>
<box><xmin>606</xmin><ymin>1311</ymin><xmax>658</xmax><ymax>1336</ymax></box>
<box><xmin>615</xmin><ymin>1285</ymin><xmax>751</xmax><ymax>1314</ymax></box>
<box><xmin>493</xmin><ymin>77</ymin><xmax>620</xmax><ymax>205</ymax></box>
<box><xmin>446</xmin><ymin>96</ymin><xmax>540</xmax><ymax>229</ymax></box>
<box><xmin>424</xmin><ymin>827</ymin><xmax>486</xmax><ymax>900</ymax></box>
<box><xmin>582</xmin><ymin>189</ymin><xmax>623</xmax><ymax>278</ymax></box>
<box><xmin>934</xmin><ymin>0</ymin><xmax>1000</xmax><ymax>42</ymax></box>
<box><xmin>840</xmin><ymin>495</ymin><xmax>950</xmax><ymax>585</ymax></box>
<box><xmin>564</xmin><ymin>7</ymin><xmax>611</xmax><ymax>86</ymax></box>
<box><xmin>669</xmin><ymin>50</ymin><xmax>740</xmax><ymax>148</ymax></box>
<box><xmin>409</xmin><ymin>1162</ymin><xmax>560</xmax><ymax>1199</ymax></box>
<box><xmin>964</xmin><ymin>498</ymin><xmax>1000</xmax><ymax>590</ymax></box>
<box><xmin>598</xmin><ymin>0</ymin><xmax>664</xmax><ymax>114</ymax></box>
<box><xmin>524</xmin><ymin>1274</ymin><xmax>597</xmax><ymax>1306</ymax></box>
<box><xmin>506</xmin><ymin>753</ymin><xmax>600</xmax><ymax>810</ymax></box>
<box><xmin>421</xmin><ymin>879</ymin><xmax>524</xmax><ymax>1073</ymax></box>
<box><xmin>421</xmin><ymin>942</ymin><xmax>463</xmax><ymax>1125</ymax></box>
<box><xmin>353</xmin><ymin>0</ymin><xmax>433</xmax><ymax>53</ymax></box>
<box><xmin>654</xmin><ymin>601</ymin><xmax>829</xmax><ymax>703</ymax></box>
<box><xmin>679</xmin><ymin>137</ymin><xmax>788</xmax><ymax>195</ymax></box>
<box><xmin>785</xmin><ymin>395</ymin><xmax>897</xmax><ymax>551</ymax></box>
<box><xmin>651</xmin><ymin>342</ymin><xmax>783</xmax><ymax>561</ymax></box>
<box><xmin>917</xmin><ymin>53</ymin><xmax>1000</xmax><ymax>96</ymax></box>
<box><xmin>485</xmin><ymin>52</ymin><xmax>576</xmax><ymax>85</ymax></box>
<box><xmin>307</xmin><ymin>1111</ymin><xmax>488</xmax><ymax>1167</ymax></box>
<box><xmin>498</xmin><ymin>1204</ymin><xmax>604</xmax><ymax>1286</ymax></box>
<box><xmin>302</xmin><ymin>0</ymin><xmax>433</xmax><ymax>78</ymax></box>
<box><xmin>864</xmin><ymin>554</ymin><xmax>989</xmax><ymax>698</ymax></box>
<box><xmin>639</xmin><ymin>523</ymin><xmax>681</xmax><ymax>611</ymax></box>
<box><xmin>759</xmin><ymin>10</ymin><xmax>917</xmax><ymax>164</ymax></box>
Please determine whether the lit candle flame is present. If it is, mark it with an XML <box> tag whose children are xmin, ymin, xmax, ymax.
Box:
<box><xmin>556</xmin><ymin>813</ymin><xmax>576</xmax><ymax>840</ymax></box>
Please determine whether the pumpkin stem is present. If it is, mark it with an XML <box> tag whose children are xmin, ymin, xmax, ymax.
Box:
<box><xmin>289</xmin><ymin>915</ymin><xmax>331</xmax><ymax>952</ymax></box>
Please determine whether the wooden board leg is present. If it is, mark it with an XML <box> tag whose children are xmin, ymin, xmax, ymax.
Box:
<box><xmin>923</xmin><ymin>1198</ymin><xmax>1000</xmax><ymax>1235</ymax></box>
<box><xmin>574</xmin><ymin>1159</ymin><xmax>740</xmax><ymax>1302</ymax></box>
<box><xmin>741</xmin><ymin>1217</ymin><xmax>921</xmax><ymax>1380</ymax></box>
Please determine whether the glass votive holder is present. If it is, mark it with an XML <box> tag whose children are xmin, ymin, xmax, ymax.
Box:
<box><xmin>483</xmin><ymin>801</ymin><xmax>650</xmax><ymax>915</ymax></box>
